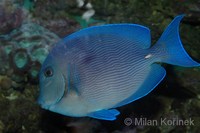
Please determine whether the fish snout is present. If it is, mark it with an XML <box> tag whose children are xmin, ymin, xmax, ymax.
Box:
<box><xmin>37</xmin><ymin>95</ymin><xmax>52</xmax><ymax>110</ymax></box>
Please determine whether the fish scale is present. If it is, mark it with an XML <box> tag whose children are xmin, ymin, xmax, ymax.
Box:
<box><xmin>76</xmin><ymin>36</ymin><xmax>150</xmax><ymax>105</ymax></box>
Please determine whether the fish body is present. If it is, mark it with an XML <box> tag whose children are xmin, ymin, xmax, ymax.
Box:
<box><xmin>38</xmin><ymin>15</ymin><xmax>200</xmax><ymax>120</ymax></box>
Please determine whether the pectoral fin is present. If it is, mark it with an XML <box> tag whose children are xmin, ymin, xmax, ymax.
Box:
<box><xmin>67</xmin><ymin>64</ymin><xmax>81</xmax><ymax>95</ymax></box>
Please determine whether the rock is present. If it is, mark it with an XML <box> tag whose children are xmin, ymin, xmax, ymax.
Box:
<box><xmin>0</xmin><ymin>120</ymin><xmax>5</xmax><ymax>133</ymax></box>
<box><xmin>0</xmin><ymin>75</ymin><xmax>12</xmax><ymax>90</ymax></box>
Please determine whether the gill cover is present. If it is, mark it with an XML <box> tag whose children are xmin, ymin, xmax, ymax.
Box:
<box><xmin>38</xmin><ymin>54</ymin><xmax>65</xmax><ymax>108</ymax></box>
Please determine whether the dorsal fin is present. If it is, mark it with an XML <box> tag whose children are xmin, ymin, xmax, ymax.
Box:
<box><xmin>64</xmin><ymin>24</ymin><xmax>151</xmax><ymax>49</ymax></box>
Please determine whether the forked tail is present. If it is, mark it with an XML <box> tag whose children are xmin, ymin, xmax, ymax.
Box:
<box><xmin>152</xmin><ymin>15</ymin><xmax>200</xmax><ymax>67</ymax></box>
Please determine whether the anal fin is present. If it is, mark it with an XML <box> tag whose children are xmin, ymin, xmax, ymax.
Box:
<box><xmin>114</xmin><ymin>64</ymin><xmax>166</xmax><ymax>108</ymax></box>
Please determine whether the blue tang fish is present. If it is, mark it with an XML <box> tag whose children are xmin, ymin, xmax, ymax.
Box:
<box><xmin>38</xmin><ymin>15</ymin><xmax>199</xmax><ymax>120</ymax></box>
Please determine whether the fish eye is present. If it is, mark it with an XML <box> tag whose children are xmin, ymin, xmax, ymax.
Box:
<box><xmin>44</xmin><ymin>66</ymin><xmax>53</xmax><ymax>77</ymax></box>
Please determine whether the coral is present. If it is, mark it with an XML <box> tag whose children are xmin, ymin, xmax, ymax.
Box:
<box><xmin>31</xmin><ymin>0</ymin><xmax>104</xmax><ymax>37</ymax></box>
<box><xmin>23</xmin><ymin>0</ymin><xmax>34</xmax><ymax>11</ymax></box>
<box><xmin>34</xmin><ymin>18</ymin><xmax>80</xmax><ymax>38</ymax></box>
<box><xmin>0</xmin><ymin>0</ymin><xmax>24</xmax><ymax>35</ymax></box>
<box><xmin>27</xmin><ymin>61</ymin><xmax>41</xmax><ymax>84</ymax></box>
<box><xmin>9</xmin><ymin>48</ymin><xmax>31</xmax><ymax>72</ymax></box>
<box><xmin>0</xmin><ymin>22</ymin><xmax>60</xmax><ymax>85</ymax></box>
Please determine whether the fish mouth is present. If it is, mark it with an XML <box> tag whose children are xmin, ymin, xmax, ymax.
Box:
<box><xmin>41</xmin><ymin>104</ymin><xmax>51</xmax><ymax>110</ymax></box>
<box><xmin>38</xmin><ymin>74</ymin><xmax>66</xmax><ymax>110</ymax></box>
<box><xmin>37</xmin><ymin>97</ymin><xmax>51</xmax><ymax>110</ymax></box>
<box><xmin>37</xmin><ymin>93</ymin><xmax>54</xmax><ymax>110</ymax></box>
<box><xmin>38</xmin><ymin>98</ymin><xmax>55</xmax><ymax>111</ymax></box>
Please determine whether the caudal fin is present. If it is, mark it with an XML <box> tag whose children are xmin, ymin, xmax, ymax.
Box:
<box><xmin>153</xmin><ymin>15</ymin><xmax>200</xmax><ymax>67</ymax></box>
